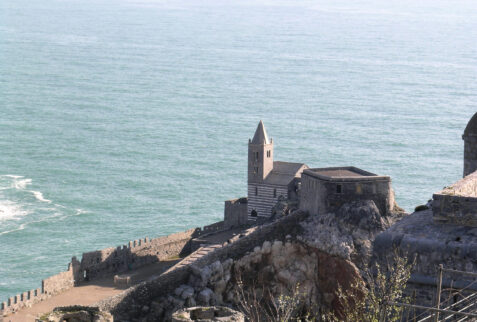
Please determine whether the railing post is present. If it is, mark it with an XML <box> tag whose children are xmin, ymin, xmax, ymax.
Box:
<box><xmin>412</xmin><ymin>289</ymin><xmax>417</xmax><ymax>322</ymax></box>
<box><xmin>434</xmin><ymin>264</ymin><xmax>444</xmax><ymax>322</ymax></box>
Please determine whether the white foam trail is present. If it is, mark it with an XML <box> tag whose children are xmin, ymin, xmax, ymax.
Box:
<box><xmin>0</xmin><ymin>200</ymin><xmax>29</xmax><ymax>221</ymax></box>
<box><xmin>55</xmin><ymin>209</ymin><xmax>87</xmax><ymax>222</ymax></box>
<box><xmin>13</xmin><ymin>178</ymin><xmax>32</xmax><ymax>190</ymax></box>
<box><xmin>30</xmin><ymin>191</ymin><xmax>52</xmax><ymax>203</ymax></box>
<box><xmin>1</xmin><ymin>175</ymin><xmax>23</xmax><ymax>179</ymax></box>
<box><xmin>0</xmin><ymin>212</ymin><xmax>64</xmax><ymax>236</ymax></box>
<box><xmin>0</xmin><ymin>223</ymin><xmax>27</xmax><ymax>236</ymax></box>
<box><xmin>1</xmin><ymin>175</ymin><xmax>52</xmax><ymax>203</ymax></box>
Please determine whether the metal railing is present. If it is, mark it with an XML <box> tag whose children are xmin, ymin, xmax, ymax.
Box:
<box><xmin>393</xmin><ymin>265</ymin><xmax>477</xmax><ymax>322</ymax></box>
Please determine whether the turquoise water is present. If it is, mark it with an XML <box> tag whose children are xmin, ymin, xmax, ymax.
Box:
<box><xmin>1</xmin><ymin>0</ymin><xmax>476</xmax><ymax>301</ymax></box>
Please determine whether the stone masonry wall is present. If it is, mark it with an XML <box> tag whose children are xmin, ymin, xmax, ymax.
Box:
<box><xmin>1</xmin><ymin>227</ymin><xmax>203</xmax><ymax>317</ymax></box>
<box><xmin>43</xmin><ymin>257</ymin><xmax>80</xmax><ymax>295</ymax></box>
<box><xmin>78</xmin><ymin>229</ymin><xmax>198</xmax><ymax>281</ymax></box>
<box><xmin>146</xmin><ymin>240</ymin><xmax>362</xmax><ymax>321</ymax></box>
<box><xmin>1</xmin><ymin>257</ymin><xmax>80</xmax><ymax>316</ymax></box>
<box><xmin>96</xmin><ymin>211</ymin><xmax>309</xmax><ymax>320</ymax></box>
<box><xmin>433</xmin><ymin>171</ymin><xmax>477</xmax><ymax>227</ymax></box>
<box><xmin>463</xmin><ymin>135</ymin><xmax>477</xmax><ymax>177</ymax></box>
<box><xmin>300</xmin><ymin>171</ymin><xmax>394</xmax><ymax>217</ymax></box>
<box><xmin>224</xmin><ymin>198</ymin><xmax>248</xmax><ymax>229</ymax></box>
<box><xmin>374</xmin><ymin>209</ymin><xmax>477</xmax><ymax>307</ymax></box>
<box><xmin>198</xmin><ymin>222</ymin><xmax>225</xmax><ymax>236</ymax></box>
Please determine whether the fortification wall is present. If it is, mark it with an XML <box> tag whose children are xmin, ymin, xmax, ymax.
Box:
<box><xmin>1</xmin><ymin>257</ymin><xmax>80</xmax><ymax>315</ymax></box>
<box><xmin>96</xmin><ymin>210</ymin><xmax>309</xmax><ymax>320</ymax></box>
<box><xmin>78</xmin><ymin>229</ymin><xmax>198</xmax><ymax>281</ymax></box>
<box><xmin>224</xmin><ymin>198</ymin><xmax>248</xmax><ymax>229</ymax></box>
<box><xmin>1</xmin><ymin>288</ymin><xmax>43</xmax><ymax>316</ymax></box>
<box><xmin>42</xmin><ymin>257</ymin><xmax>80</xmax><ymax>295</ymax></box>
<box><xmin>300</xmin><ymin>171</ymin><xmax>394</xmax><ymax>216</ymax></box>
<box><xmin>196</xmin><ymin>221</ymin><xmax>225</xmax><ymax>236</ymax></box>
<box><xmin>1</xmin><ymin>228</ymin><xmax>201</xmax><ymax>317</ymax></box>
<box><xmin>374</xmin><ymin>209</ymin><xmax>477</xmax><ymax>306</ymax></box>
<box><xmin>463</xmin><ymin>135</ymin><xmax>477</xmax><ymax>177</ymax></box>
<box><xmin>433</xmin><ymin>171</ymin><xmax>477</xmax><ymax>227</ymax></box>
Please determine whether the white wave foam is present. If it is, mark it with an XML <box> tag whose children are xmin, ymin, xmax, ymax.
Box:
<box><xmin>0</xmin><ymin>223</ymin><xmax>27</xmax><ymax>236</ymax></box>
<box><xmin>30</xmin><ymin>191</ymin><xmax>52</xmax><ymax>203</ymax></box>
<box><xmin>75</xmin><ymin>209</ymin><xmax>87</xmax><ymax>215</ymax></box>
<box><xmin>0</xmin><ymin>200</ymin><xmax>29</xmax><ymax>221</ymax></box>
<box><xmin>13</xmin><ymin>178</ymin><xmax>32</xmax><ymax>190</ymax></box>
<box><xmin>1</xmin><ymin>174</ymin><xmax>23</xmax><ymax>179</ymax></box>
<box><xmin>0</xmin><ymin>212</ymin><xmax>64</xmax><ymax>236</ymax></box>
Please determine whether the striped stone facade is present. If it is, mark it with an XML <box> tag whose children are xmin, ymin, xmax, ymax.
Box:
<box><xmin>246</xmin><ymin>121</ymin><xmax>307</xmax><ymax>222</ymax></box>
<box><xmin>247</xmin><ymin>183</ymin><xmax>288</xmax><ymax>220</ymax></box>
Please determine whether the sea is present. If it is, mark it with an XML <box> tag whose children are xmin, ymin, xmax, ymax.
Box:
<box><xmin>1</xmin><ymin>0</ymin><xmax>476</xmax><ymax>301</ymax></box>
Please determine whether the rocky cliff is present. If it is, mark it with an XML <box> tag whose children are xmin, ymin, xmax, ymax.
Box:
<box><xmin>110</xmin><ymin>199</ymin><xmax>406</xmax><ymax>321</ymax></box>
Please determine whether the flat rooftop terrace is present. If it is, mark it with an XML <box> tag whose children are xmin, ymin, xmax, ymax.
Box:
<box><xmin>315</xmin><ymin>169</ymin><xmax>368</xmax><ymax>178</ymax></box>
<box><xmin>304</xmin><ymin>167</ymin><xmax>389</xmax><ymax>181</ymax></box>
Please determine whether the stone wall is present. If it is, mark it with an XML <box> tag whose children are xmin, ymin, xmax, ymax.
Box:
<box><xmin>197</xmin><ymin>222</ymin><xmax>225</xmax><ymax>236</ymax></box>
<box><xmin>96</xmin><ymin>211</ymin><xmax>309</xmax><ymax>320</ymax></box>
<box><xmin>1</xmin><ymin>228</ymin><xmax>199</xmax><ymax>317</ymax></box>
<box><xmin>1</xmin><ymin>288</ymin><xmax>44</xmax><ymax>316</ymax></box>
<box><xmin>145</xmin><ymin>240</ymin><xmax>361</xmax><ymax>321</ymax></box>
<box><xmin>78</xmin><ymin>229</ymin><xmax>198</xmax><ymax>281</ymax></box>
<box><xmin>300</xmin><ymin>170</ymin><xmax>394</xmax><ymax>216</ymax></box>
<box><xmin>463</xmin><ymin>135</ymin><xmax>477</xmax><ymax>177</ymax></box>
<box><xmin>1</xmin><ymin>258</ymin><xmax>80</xmax><ymax>316</ymax></box>
<box><xmin>433</xmin><ymin>171</ymin><xmax>477</xmax><ymax>227</ymax></box>
<box><xmin>224</xmin><ymin>198</ymin><xmax>248</xmax><ymax>229</ymax></box>
<box><xmin>373</xmin><ymin>209</ymin><xmax>477</xmax><ymax>306</ymax></box>
<box><xmin>43</xmin><ymin>257</ymin><xmax>80</xmax><ymax>295</ymax></box>
<box><xmin>96</xmin><ymin>203</ymin><xmax>390</xmax><ymax>321</ymax></box>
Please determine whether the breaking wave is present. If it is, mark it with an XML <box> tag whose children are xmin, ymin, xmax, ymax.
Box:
<box><xmin>0</xmin><ymin>174</ymin><xmax>87</xmax><ymax>237</ymax></box>
<box><xmin>31</xmin><ymin>191</ymin><xmax>52</xmax><ymax>203</ymax></box>
<box><xmin>12</xmin><ymin>178</ymin><xmax>32</xmax><ymax>190</ymax></box>
<box><xmin>0</xmin><ymin>175</ymin><xmax>52</xmax><ymax>203</ymax></box>
<box><xmin>0</xmin><ymin>200</ymin><xmax>29</xmax><ymax>222</ymax></box>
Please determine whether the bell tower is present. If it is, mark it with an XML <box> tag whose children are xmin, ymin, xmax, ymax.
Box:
<box><xmin>463</xmin><ymin>112</ymin><xmax>477</xmax><ymax>177</ymax></box>
<box><xmin>248</xmin><ymin>121</ymin><xmax>274</xmax><ymax>184</ymax></box>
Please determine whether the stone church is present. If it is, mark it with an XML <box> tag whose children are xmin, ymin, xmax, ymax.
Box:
<box><xmin>247</xmin><ymin>121</ymin><xmax>308</xmax><ymax>220</ymax></box>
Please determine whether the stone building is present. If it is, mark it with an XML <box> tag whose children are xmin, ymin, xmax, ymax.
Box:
<box><xmin>374</xmin><ymin>112</ymin><xmax>477</xmax><ymax>308</ymax></box>
<box><xmin>300</xmin><ymin>167</ymin><xmax>394</xmax><ymax>216</ymax></box>
<box><xmin>463</xmin><ymin>112</ymin><xmax>477</xmax><ymax>177</ymax></box>
<box><xmin>433</xmin><ymin>112</ymin><xmax>477</xmax><ymax>227</ymax></box>
<box><xmin>247</xmin><ymin>121</ymin><xmax>308</xmax><ymax>220</ymax></box>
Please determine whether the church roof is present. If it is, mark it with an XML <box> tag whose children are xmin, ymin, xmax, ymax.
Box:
<box><xmin>464</xmin><ymin>112</ymin><xmax>477</xmax><ymax>136</ymax></box>
<box><xmin>251</xmin><ymin>121</ymin><xmax>270</xmax><ymax>144</ymax></box>
<box><xmin>264</xmin><ymin>161</ymin><xmax>308</xmax><ymax>185</ymax></box>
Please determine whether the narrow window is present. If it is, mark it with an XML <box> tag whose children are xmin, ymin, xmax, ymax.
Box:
<box><xmin>254</xmin><ymin>167</ymin><xmax>259</xmax><ymax>174</ymax></box>
<box><xmin>255</xmin><ymin>152</ymin><xmax>259</xmax><ymax>161</ymax></box>
<box><xmin>336</xmin><ymin>184</ymin><xmax>342</xmax><ymax>194</ymax></box>
<box><xmin>255</xmin><ymin>186</ymin><xmax>258</xmax><ymax>196</ymax></box>
<box><xmin>273</xmin><ymin>188</ymin><xmax>277</xmax><ymax>198</ymax></box>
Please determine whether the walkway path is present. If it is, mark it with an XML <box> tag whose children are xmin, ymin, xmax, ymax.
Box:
<box><xmin>4</xmin><ymin>259</ymin><xmax>180</xmax><ymax>322</ymax></box>
<box><xmin>4</xmin><ymin>227</ymin><xmax>251</xmax><ymax>321</ymax></box>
